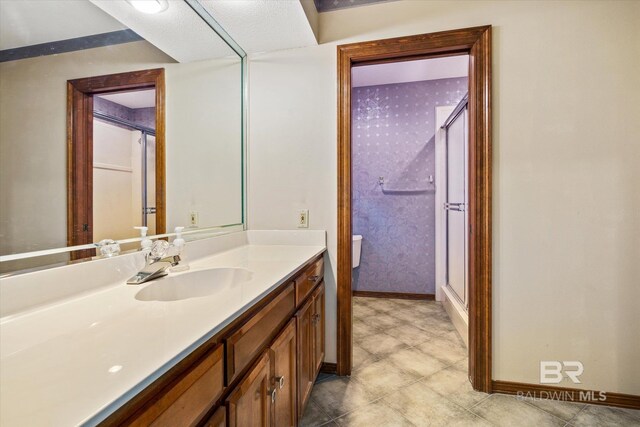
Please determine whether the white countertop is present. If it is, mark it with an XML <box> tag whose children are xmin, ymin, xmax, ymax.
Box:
<box><xmin>0</xmin><ymin>231</ymin><xmax>325</xmax><ymax>426</ymax></box>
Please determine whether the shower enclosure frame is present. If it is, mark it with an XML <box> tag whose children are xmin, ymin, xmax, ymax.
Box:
<box><xmin>336</xmin><ymin>26</ymin><xmax>492</xmax><ymax>392</ymax></box>
<box><xmin>92</xmin><ymin>111</ymin><xmax>157</xmax><ymax>228</ymax></box>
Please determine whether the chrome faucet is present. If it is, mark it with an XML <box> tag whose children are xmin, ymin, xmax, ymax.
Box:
<box><xmin>127</xmin><ymin>240</ymin><xmax>181</xmax><ymax>285</ymax></box>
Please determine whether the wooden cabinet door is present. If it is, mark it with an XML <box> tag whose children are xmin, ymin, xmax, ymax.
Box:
<box><xmin>203</xmin><ymin>406</ymin><xmax>226</xmax><ymax>427</ymax></box>
<box><xmin>312</xmin><ymin>282</ymin><xmax>325</xmax><ymax>377</ymax></box>
<box><xmin>227</xmin><ymin>351</ymin><xmax>272</xmax><ymax>427</ymax></box>
<box><xmin>270</xmin><ymin>319</ymin><xmax>297</xmax><ymax>427</ymax></box>
<box><xmin>295</xmin><ymin>297</ymin><xmax>314</xmax><ymax>416</ymax></box>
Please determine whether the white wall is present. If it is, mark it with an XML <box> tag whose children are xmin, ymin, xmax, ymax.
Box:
<box><xmin>0</xmin><ymin>41</ymin><xmax>169</xmax><ymax>257</ymax></box>
<box><xmin>93</xmin><ymin>121</ymin><xmax>135</xmax><ymax>242</ymax></box>
<box><xmin>165</xmin><ymin>57</ymin><xmax>242</xmax><ymax>232</ymax></box>
<box><xmin>247</xmin><ymin>0</ymin><xmax>640</xmax><ymax>394</ymax></box>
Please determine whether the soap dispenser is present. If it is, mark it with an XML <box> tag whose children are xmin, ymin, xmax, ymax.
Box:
<box><xmin>170</xmin><ymin>226</ymin><xmax>190</xmax><ymax>272</ymax></box>
<box><xmin>134</xmin><ymin>226</ymin><xmax>152</xmax><ymax>254</ymax></box>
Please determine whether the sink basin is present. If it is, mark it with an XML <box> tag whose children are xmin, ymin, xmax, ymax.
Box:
<box><xmin>135</xmin><ymin>268</ymin><xmax>253</xmax><ymax>302</ymax></box>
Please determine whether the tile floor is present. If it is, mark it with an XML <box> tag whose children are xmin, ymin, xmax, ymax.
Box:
<box><xmin>300</xmin><ymin>297</ymin><xmax>640</xmax><ymax>427</ymax></box>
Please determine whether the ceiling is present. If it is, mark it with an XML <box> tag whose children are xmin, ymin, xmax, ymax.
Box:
<box><xmin>352</xmin><ymin>56</ymin><xmax>469</xmax><ymax>88</ymax></box>
<box><xmin>97</xmin><ymin>89</ymin><xmax>156</xmax><ymax>109</ymax></box>
<box><xmin>0</xmin><ymin>0</ymin><xmax>409</xmax><ymax>60</ymax></box>
<box><xmin>199</xmin><ymin>0</ymin><xmax>318</xmax><ymax>54</ymax></box>
<box><xmin>0</xmin><ymin>0</ymin><xmax>339</xmax><ymax>60</ymax></box>
<box><xmin>89</xmin><ymin>0</ymin><xmax>236</xmax><ymax>62</ymax></box>
<box><xmin>0</xmin><ymin>0</ymin><xmax>125</xmax><ymax>50</ymax></box>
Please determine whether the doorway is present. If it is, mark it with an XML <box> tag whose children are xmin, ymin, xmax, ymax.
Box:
<box><xmin>66</xmin><ymin>68</ymin><xmax>165</xmax><ymax>258</ymax></box>
<box><xmin>336</xmin><ymin>26</ymin><xmax>492</xmax><ymax>392</ymax></box>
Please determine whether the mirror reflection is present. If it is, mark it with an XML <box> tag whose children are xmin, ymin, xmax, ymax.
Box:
<box><xmin>93</xmin><ymin>88</ymin><xmax>158</xmax><ymax>240</ymax></box>
<box><xmin>0</xmin><ymin>0</ymin><xmax>244</xmax><ymax>273</ymax></box>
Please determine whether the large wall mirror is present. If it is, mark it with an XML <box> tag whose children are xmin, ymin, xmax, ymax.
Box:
<box><xmin>0</xmin><ymin>0</ymin><xmax>246</xmax><ymax>274</ymax></box>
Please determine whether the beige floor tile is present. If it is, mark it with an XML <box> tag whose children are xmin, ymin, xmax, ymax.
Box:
<box><xmin>413</xmin><ymin>302</ymin><xmax>446</xmax><ymax>315</ymax></box>
<box><xmin>517</xmin><ymin>396</ymin><xmax>585</xmax><ymax>422</ymax></box>
<box><xmin>334</xmin><ymin>400</ymin><xmax>414</xmax><ymax>427</ymax></box>
<box><xmin>353</xmin><ymin>319</ymin><xmax>382</xmax><ymax>341</ymax></box>
<box><xmin>470</xmin><ymin>394</ymin><xmax>565</xmax><ymax>427</ymax></box>
<box><xmin>349</xmin><ymin>298</ymin><xmax>638</xmax><ymax>427</ymax></box>
<box><xmin>352</xmin><ymin>343</ymin><xmax>379</xmax><ymax>371</ymax></box>
<box><xmin>387</xmin><ymin>347</ymin><xmax>448</xmax><ymax>379</ymax></box>
<box><xmin>569</xmin><ymin>404</ymin><xmax>640</xmax><ymax>426</ymax></box>
<box><xmin>357</xmin><ymin>332</ymin><xmax>407</xmax><ymax>357</ymax></box>
<box><xmin>451</xmin><ymin>357</ymin><xmax>469</xmax><ymax>371</ymax></box>
<box><xmin>362</xmin><ymin>298</ymin><xmax>397</xmax><ymax>313</ymax></box>
<box><xmin>366</xmin><ymin>312</ymin><xmax>406</xmax><ymax>330</ymax></box>
<box><xmin>383</xmin><ymin>323</ymin><xmax>438</xmax><ymax>346</ymax></box>
<box><xmin>383</xmin><ymin>381</ymin><xmax>469</xmax><ymax>426</ymax></box>
<box><xmin>432</xmin><ymin>411</ymin><xmax>494</xmax><ymax>427</ymax></box>
<box><xmin>434</xmin><ymin>319</ymin><xmax>464</xmax><ymax>345</ymax></box>
<box><xmin>387</xmin><ymin>298</ymin><xmax>419</xmax><ymax>310</ymax></box>
<box><xmin>353</xmin><ymin>302</ymin><xmax>378</xmax><ymax>319</ymax></box>
<box><xmin>389</xmin><ymin>308</ymin><xmax>426</xmax><ymax>323</ymax></box>
<box><xmin>414</xmin><ymin>333</ymin><xmax>467</xmax><ymax>366</ymax></box>
<box><xmin>420</xmin><ymin>366</ymin><xmax>488</xmax><ymax>409</ymax></box>
<box><xmin>310</xmin><ymin>376</ymin><xmax>378</xmax><ymax>419</ymax></box>
<box><xmin>412</xmin><ymin>316</ymin><xmax>457</xmax><ymax>336</ymax></box>
<box><xmin>353</xmin><ymin>296</ymin><xmax>374</xmax><ymax>307</ymax></box>
<box><xmin>300</xmin><ymin>399</ymin><xmax>333</xmax><ymax>427</ymax></box>
<box><xmin>351</xmin><ymin>358</ymin><xmax>419</xmax><ymax>398</ymax></box>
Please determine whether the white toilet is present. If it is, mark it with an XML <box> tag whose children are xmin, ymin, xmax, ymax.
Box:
<box><xmin>352</xmin><ymin>235</ymin><xmax>362</xmax><ymax>268</ymax></box>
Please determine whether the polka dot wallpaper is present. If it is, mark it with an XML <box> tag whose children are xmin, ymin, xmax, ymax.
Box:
<box><xmin>352</xmin><ymin>77</ymin><xmax>468</xmax><ymax>294</ymax></box>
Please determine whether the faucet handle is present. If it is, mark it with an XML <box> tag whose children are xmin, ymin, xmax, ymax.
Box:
<box><xmin>97</xmin><ymin>239</ymin><xmax>121</xmax><ymax>258</ymax></box>
<box><xmin>149</xmin><ymin>240</ymin><xmax>170</xmax><ymax>261</ymax></box>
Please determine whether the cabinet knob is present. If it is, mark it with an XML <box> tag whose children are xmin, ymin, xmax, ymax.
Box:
<box><xmin>270</xmin><ymin>388</ymin><xmax>276</xmax><ymax>403</ymax></box>
<box><xmin>312</xmin><ymin>313</ymin><xmax>320</xmax><ymax>324</ymax></box>
<box><xmin>308</xmin><ymin>275</ymin><xmax>319</xmax><ymax>282</ymax></box>
<box><xmin>277</xmin><ymin>376</ymin><xmax>285</xmax><ymax>389</ymax></box>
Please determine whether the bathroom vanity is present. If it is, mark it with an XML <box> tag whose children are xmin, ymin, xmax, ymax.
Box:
<box><xmin>108</xmin><ymin>254</ymin><xmax>325</xmax><ymax>427</ymax></box>
<box><xmin>0</xmin><ymin>231</ymin><xmax>327</xmax><ymax>426</ymax></box>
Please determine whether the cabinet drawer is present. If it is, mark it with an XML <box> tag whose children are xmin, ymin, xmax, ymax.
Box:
<box><xmin>295</xmin><ymin>257</ymin><xmax>324</xmax><ymax>305</ymax></box>
<box><xmin>130</xmin><ymin>345</ymin><xmax>224</xmax><ymax>427</ymax></box>
<box><xmin>226</xmin><ymin>282</ymin><xmax>295</xmax><ymax>385</ymax></box>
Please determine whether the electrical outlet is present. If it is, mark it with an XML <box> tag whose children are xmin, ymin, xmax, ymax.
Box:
<box><xmin>298</xmin><ymin>209</ymin><xmax>309</xmax><ymax>228</ymax></box>
<box><xmin>189</xmin><ymin>211</ymin><xmax>199</xmax><ymax>226</ymax></box>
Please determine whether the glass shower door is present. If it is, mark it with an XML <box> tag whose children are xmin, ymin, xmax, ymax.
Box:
<box><xmin>445</xmin><ymin>106</ymin><xmax>469</xmax><ymax>309</ymax></box>
<box><xmin>140</xmin><ymin>131</ymin><xmax>156</xmax><ymax>235</ymax></box>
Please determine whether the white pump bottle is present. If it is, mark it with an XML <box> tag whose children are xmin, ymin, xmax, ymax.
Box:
<box><xmin>134</xmin><ymin>226</ymin><xmax>152</xmax><ymax>254</ymax></box>
<box><xmin>170</xmin><ymin>226</ymin><xmax>190</xmax><ymax>272</ymax></box>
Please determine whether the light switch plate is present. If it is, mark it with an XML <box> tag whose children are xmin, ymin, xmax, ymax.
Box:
<box><xmin>189</xmin><ymin>211</ymin><xmax>199</xmax><ymax>226</ymax></box>
<box><xmin>298</xmin><ymin>209</ymin><xmax>309</xmax><ymax>228</ymax></box>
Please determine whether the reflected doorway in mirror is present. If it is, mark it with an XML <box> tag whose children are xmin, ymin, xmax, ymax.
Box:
<box><xmin>67</xmin><ymin>68</ymin><xmax>166</xmax><ymax>259</ymax></box>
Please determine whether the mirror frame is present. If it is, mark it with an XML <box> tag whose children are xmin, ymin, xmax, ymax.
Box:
<box><xmin>0</xmin><ymin>0</ymin><xmax>248</xmax><ymax>275</ymax></box>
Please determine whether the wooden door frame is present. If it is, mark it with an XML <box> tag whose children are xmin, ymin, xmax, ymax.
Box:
<box><xmin>67</xmin><ymin>68</ymin><xmax>166</xmax><ymax>252</ymax></box>
<box><xmin>337</xmin><ymin>26</ymin><xmax>492</xmax><ymax>392</ymax></box>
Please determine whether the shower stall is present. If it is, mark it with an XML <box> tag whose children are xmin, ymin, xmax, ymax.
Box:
<box><xmin>435</xmin><ymin>93</ymin><xmax>469</xmax><ymax>346</ymax></box>
<box><xmin>92</xmin><ymin>110</ymin><xmax>157</xmax><ymax>242</ymax></box>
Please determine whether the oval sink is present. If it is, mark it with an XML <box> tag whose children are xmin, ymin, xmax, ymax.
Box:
<box><xmin>135</xmin><ymin>268</ymin><xmax>253</xmax><ymax>302</ymax></box>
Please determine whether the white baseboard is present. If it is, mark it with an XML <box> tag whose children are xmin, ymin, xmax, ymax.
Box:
<box><xmin>441</xmin><ymin>285</ymin><xmax>469</xmax><ymax>348</ymax></box>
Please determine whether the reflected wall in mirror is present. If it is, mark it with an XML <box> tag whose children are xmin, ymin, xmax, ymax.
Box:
<box><xmin>0</xmin><ymin>0</ymin><xmax>245</xmax><ymax>273</ymax></box>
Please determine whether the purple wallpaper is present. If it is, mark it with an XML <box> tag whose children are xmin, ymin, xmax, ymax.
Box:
<box><xmin>94</xmin><ymin>97</ymin><xmax>155</xmax><ymax>130</ymax></box>
<box><xmin>352</xmin><ymin>77</ymin><xmax>468</xmax><ymax>294</ymax></box>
